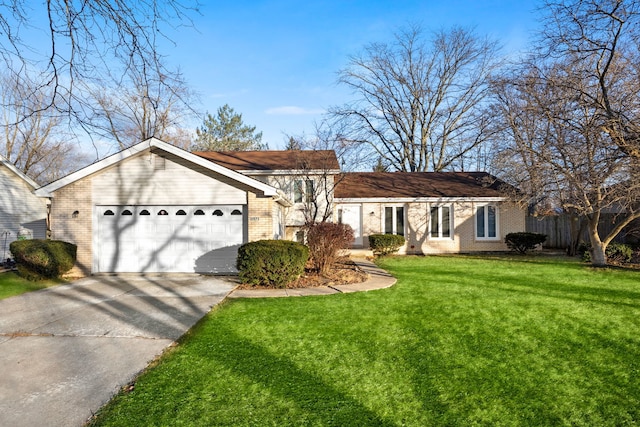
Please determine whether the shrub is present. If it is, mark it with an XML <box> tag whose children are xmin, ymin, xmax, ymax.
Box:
<box><xmin>605</xmin><ymin>242</ymin><xmax>633</xmax><ymax>263</ymax></box>
<box><xmin>306</xmin><ymin>222</ymin><xmax>355</xmax><ymax>275</ymax></box>
<box><xmin>368</xmin><ymin>234</ymin><xmax>405</xmax><ymax>256</ymax></box>
<box><xmin>236</xmin><ymin>240</ymin><xmax>309</xmax><ymax>288</ymax></box>
<box><xmin>505</xmin><ymin>232</ymin><xmax>547</xmax><ymax>254</ymax></box>
<box><xmin>580</xmin><ymin>242</ymin><xmax>633</xmax><ymax>264</ymax></box>
<box><xmin>10</xmin><ymin>239</ymin><xmax>77</xmax><ymax>280</ymax></box>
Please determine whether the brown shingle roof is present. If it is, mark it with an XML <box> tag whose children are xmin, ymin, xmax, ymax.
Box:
<box><xmin>335</xmin><ymin>172</ymin><xmax>507</xmax><ymax>199</ymax></box>
<box><xmin>194</xmin><ymin>150</ymin><xmax>340</xmax><ymax>171</ymax></box>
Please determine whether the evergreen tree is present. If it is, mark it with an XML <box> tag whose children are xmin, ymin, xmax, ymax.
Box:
<box><xmin>192</xmin><ymin>104</ymin><xmax>265</xmax><ymax>151</ymax></box>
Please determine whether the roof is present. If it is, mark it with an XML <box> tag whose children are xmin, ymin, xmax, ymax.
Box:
<box><xmin>0</xmin><ymin>154</ymin><xmax>39</xmax><ymax>190</ymax></box>
<box><xmin>335</xmin><ymin>172</ymin><xmax>508</xmax><ymax>200</ymax></box>
<box><xmin>36</xmin><ymin>138</ymin><xmax>279</xmax><ymax>198</ymax></box>
<box><xmin>194</xmin><ymin>150</ymin><xmax>340</xmax><ymax>172</ymax></box>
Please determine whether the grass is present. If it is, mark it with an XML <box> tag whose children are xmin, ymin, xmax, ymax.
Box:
<box><xmin>0</xmin><ymin>271</ymin><xmax>63</xmax><ymax>299</ymax></box>
<box><xmin>90</xmin><ymin>255</ymin><xmax>640</xmax><ymax>426</ymax></box>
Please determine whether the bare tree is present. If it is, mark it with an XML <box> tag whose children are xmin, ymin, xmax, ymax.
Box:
<box><xmin>84</xmin><ymin>61</ymin><xmax>197</xmax><ymax>150</ymax></box>
<box><xmin>492</xmin><ymin>58</ymin><xmax>640</xmax><ymax>266</ymax></box>
<box><xmin>0</xmin><ymin>1</ymin><xmax>196</xmax><ymax>123</ymax></box>
<box><xmin>489</xmin><ymin>0</ymin><xmax>640</xmax><ymax>266</ymax></box>
<box><xmin>538</xmin><ymin>0</ymin><xmax>640</xmax><ymax>161</ymax></box>
<box><xmin>273</xmin><ymin>140</ymin><xmax>341</xmax><ymax>227</ymax></box>
<box><xmin>0</xmin><ymin>73</ymin><xmax>88</xmax><ymax>184</ymax></box>
<box><xmin>330</xmin><ymin>25</ymin><xmax>501</xmax><ymax>172</ymax></box>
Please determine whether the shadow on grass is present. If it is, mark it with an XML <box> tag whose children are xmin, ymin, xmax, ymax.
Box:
<box><xmin>458</xmin><ymin>268</ymin><xmax>640</xmax><ymax>309</ymax></box>
<box><xmin>200</xmin><ymin>323</ymin><xmax>396</xmax><ymax>427</ymax></box>
<box><xmin>389</xmin><ymin>256</ymin><xmax>640</xmax><ymax>309</ymax></box>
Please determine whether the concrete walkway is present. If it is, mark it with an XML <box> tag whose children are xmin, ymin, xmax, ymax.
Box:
<box><xmin>0</xmin><ymin>274</ymin><xmax>236</xmax><ymax>427</ymax></box>
<box><xmin>228</xmin><ymin>259</ymin><xmax>396</xmax><ymax>298</ymax></box>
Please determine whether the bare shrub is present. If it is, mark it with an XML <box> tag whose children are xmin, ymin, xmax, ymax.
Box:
<box><xmin>306</xmin><ymin>222</ymin><xmax>355</xmax><ymax>275</ymax></box>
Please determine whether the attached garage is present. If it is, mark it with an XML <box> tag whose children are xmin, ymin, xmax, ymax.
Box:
<box><xmin>37</xmin><ymin>138</ymin><xmax>285</xmax><ymax>276</ymax></box>
<box><xmin>96</xmin><ymin>205</ymin><xmax>244</xmax><ymax>273</ymax></box>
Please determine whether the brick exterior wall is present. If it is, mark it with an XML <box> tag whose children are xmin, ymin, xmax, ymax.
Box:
<box><xmin>247</xmin><ymin>192</ymin><xmax>275</xmax><ymax>242</ymax></box>
<box><xmin>49</xmin><ymin>178</ymin><xmax>93</xmax><ymax>276</ymax></box>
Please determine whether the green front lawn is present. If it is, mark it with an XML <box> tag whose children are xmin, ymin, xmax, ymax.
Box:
<box><xmin>0</xmin><ymin>271</ymin><xmax>62</xmax><ymax>299</ymax></box>
<box><xmin>90</xmin><ymin>255</ymin><xmax>640</xmax><ymax>426</ymax></box>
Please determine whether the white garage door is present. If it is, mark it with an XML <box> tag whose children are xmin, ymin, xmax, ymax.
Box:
<box><xmin>96</xmin><ymin>205</ymin><xmax>244</xmax><ymax>273</ymax></box>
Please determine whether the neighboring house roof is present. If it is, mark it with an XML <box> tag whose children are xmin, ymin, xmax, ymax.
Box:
<box><xmin>194</xmin><ymin>150</ymin><xmax>341</xmax><ymax>173</ymax></box>
<box><xmin>0</xmin><ymin>154</ymin><xmax>39</xmax><ymax>190</ymax></box>
<box><xmin>335</xmin><ymin>172</ymin><xmax>508</xmax><ymax>200</ymax></box>
<box><xmin>35</xmin><ymin>138</ymin><xmax>280</xmax><ymax>198</ymax></box>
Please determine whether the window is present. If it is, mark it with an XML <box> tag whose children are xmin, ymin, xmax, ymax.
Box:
<box><xmin>476</xmin><ymin>204</ymin><xmax>498</xmax><ymax>239</ymax></box>
<box><xmin>121</xmin><ymin>209</ymin><xmax>133</xmax><ymax>216</ymax></box>
<box><xmin>430</xmin><ymin>205</ymin><xmax>451</xmax><ymax>238</ymax></box>
<box><xmin>140</xmin><ymin>210</ymin><xmax>150</xmax><ymax>216</ymax></box>
<box><xmin>384</xmin><ymin>206</ymin><xmax>404</xmax><ymax>236</ymax></box>
<box><xmin>231</xmin><ymin>209</ymin><xmax>242</xmax><ymax>215</ymax></box>
<box><xmin>294</xmin><ymin>179</ymin><xmax>314</xmax><ymax>203</ymax></box>
<box><xmin>103</xmin><ymin>210</ymin><xmax>114</xmax><ymax>216</ymax></box>
<box><xmin>158</xmin><ymin>210</ymin><xmax>168</xmax><ymax>216</ymax></box>
<box><xmin>194</xmin><ymin>209</ymin><xmax>205</xmax><ymax>215</ymax></box>
<box><xmin>176</xmin><ymin>209</ymin><xmax>187</xmax><ymax>216</ymax></box>
<box><xmin>212</xmin><ymin>209</ymin><xmax>224</xmax><ymax>216</ymax></box>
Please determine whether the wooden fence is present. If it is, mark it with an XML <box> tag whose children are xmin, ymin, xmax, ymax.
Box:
<box><xmin>526</xmin><ymin>215</ymin><xmax>576</xmax><ymax>249</ymax></box>
<box><xmin>526</xmin><ymin>214</ymin><xmax>640</xmax><ymax>249</ymax></box>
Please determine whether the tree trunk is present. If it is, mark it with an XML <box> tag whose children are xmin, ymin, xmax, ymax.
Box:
<box><xmin>567</xmin><ymin>213</ymin><xmax>587</xmax><ymax>256</ymax></box>
<box><xmin>587</xmin><ymin>217</ymin><xmax>607</xmax><ymax>267</ymax></box>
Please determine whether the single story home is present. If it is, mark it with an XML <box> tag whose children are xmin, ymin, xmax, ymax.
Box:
<box><xmin>0</xmin><ymin>154</ymin><xmax>48</xmax><ymax>261</ymax></box>
<box><xmin>334</xmin><ymin>172</ymin><xmax>525</xmax><ymax>254</ymax></box>
<box><xmin>35</xmin><ymin>138</ymin><xmax>526</xmax><ymax>275</ymax></box>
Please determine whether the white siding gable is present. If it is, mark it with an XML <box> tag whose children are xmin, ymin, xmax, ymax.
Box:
<box><xmin>0</xmin><ymin>163</ymin><xmax>47</xmax><ymax>259</ymax></box>
<box><xmin>92</xmin><ymin>152</ymin><xmax>246</xmax><ymax>205</ymax></box>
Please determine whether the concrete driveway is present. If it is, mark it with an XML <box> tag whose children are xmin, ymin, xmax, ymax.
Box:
<box><xmin>0</xmin><ymin>274</ymin><xmax>236</xmax><ymax>427</ymax></box>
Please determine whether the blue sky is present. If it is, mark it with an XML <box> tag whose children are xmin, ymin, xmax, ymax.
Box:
<box><xmin>158</xmin><ymin>1</ymin><xmax>541</xmax><ymax>149</ymax></box>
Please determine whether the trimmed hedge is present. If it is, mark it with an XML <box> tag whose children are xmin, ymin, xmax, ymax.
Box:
<box><xmin>368</xmin><ymin>234</ymin><xmax>405</xmax><ymax>256</ymax></box>
<box><xmin>9</xmin><ymin>239</ymin><xmax>77</xmax><ymax>281</ymax></box>
<box><xmin>505</xmin><ymin>232</ymin><xmax>547</xmax><ymax>254</ymax></box>
<box><xmin>236</xmin><ymin>240</ymin><xmax>309</xmax><ymax>288</ymax></box>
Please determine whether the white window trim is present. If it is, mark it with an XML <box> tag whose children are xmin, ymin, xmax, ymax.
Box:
<box><xmin>293</xmin><ymin>179</ymin><xmax>314</xmax><ymax>204</ymax></box>
<box><xmin>429</xmin><ymin>204</ymin><xmax>454</xmax><ymax>240</ymax></box>
<box><xmin>475</xmin><ymin>203</ymin><xmax>500</xmax><ymax>240</ymax></box>
<box><xmin>383</xmin><ymin>204</ymin><xmax>405</xmax><ymax>236</ymax></box>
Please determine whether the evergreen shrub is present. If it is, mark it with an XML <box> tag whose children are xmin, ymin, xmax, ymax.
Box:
<box><xmin>505</xmin><ymin>232</ymin><xmax>547</xmax><ymax>254</ymax></box>
<box><xmin>10</xmin><ymin>239</ymin><xmax>77</xmax><ymax>280</ymax></box>
<box><xmin>236</xmin><ymin>240</ymin><xmax>309</xmax><ymax>287</ymax></box>
<box><xmin>368</xmin><ymin>234</ymin><xmax>405</xmax><ymax>256</ymax></box>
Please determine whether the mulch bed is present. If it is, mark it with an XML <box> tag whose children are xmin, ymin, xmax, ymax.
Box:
<box><xmin>237</xmin><ymin>257</ymin><xmax>369</xmax><ymax>289</ymax></box>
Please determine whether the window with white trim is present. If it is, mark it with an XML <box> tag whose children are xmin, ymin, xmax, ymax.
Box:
<box><xmin>293</xmin><ymin>179</ymin><xmax>314</xmax><ymax>203</ymax></box>
<box><xmin>384</xmin><ymin>206</ymin><xmax>405</xmax><ymax>236</ymax></box>
<box><xmin>476</xmin><ymin>204</ymin><xmax>498</xmax><ymax>239</ymax></box>
<box><xmin>430</xmin><ymin>205</ymin><xmax>452</xmax><ymax>238</ymax></box>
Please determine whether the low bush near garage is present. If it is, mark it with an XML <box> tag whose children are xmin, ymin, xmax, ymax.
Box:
<box><xmin>10</xmin><ymin>239</ymin><xmax>77</xmax><ymax>280</ymax></box>
<box><xmin>236</xmin><ymin>240</ymin><xmax>309</xmax><ymax>287</ymax></box>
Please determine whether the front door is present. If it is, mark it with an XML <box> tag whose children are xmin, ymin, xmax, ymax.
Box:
<box><xmin>338</xmin><ymin>204</ymin><xmax>363</xmax><ymax>247</ymax></box>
